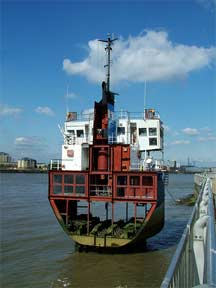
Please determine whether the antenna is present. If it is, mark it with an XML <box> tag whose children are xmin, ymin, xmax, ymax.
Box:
<box><xmin>58</xmin><ymin>124</ymin><xmax>65</xmax><ymax>138</ymax></box>
<box><xmin>144</xmin><ymin>80</ymin><xmax>147</xmax><ymax>119</ymax></box>
<box><xmin>66</xmin><ymin>85</ymin><xmax>69</xmax><ymax>114</ymax></box>
<box><xmin>99</xmin><ymin>33</ymin><xmax>118</xmax><ymax>92</ymax></box>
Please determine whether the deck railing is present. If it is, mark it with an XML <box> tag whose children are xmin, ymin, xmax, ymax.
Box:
<box><xmin>65</xmin><ymin>110</ymin><xmax>161</xmax><ymax>122</ymax></box>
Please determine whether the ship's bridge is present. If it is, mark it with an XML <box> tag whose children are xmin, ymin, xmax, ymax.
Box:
<box><xmin>114</xmin><ymin>109</ymin><xmax>163</xmax><ymax>151</ymax></box>
<box><xmin>63</xmin><ymin>111</ymin><xmax>94</xmax><ymax>145</ymax></box>
<box><xmin>63</xmin><ymin>109</ymin><xmax>163</xmax><ymax>151</ymax></box>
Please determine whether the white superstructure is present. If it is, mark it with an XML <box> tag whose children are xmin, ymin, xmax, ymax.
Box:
<box><xmin>115</xmin><ymin>110</ymin><xmax>163</xmax><ymax>151</ymax></box>
<box><xmin>60</xmin><ymin>109</ymin><xmax>164</xmax><ymax>171</ymax></box>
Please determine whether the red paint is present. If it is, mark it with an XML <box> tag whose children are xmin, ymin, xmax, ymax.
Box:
<box><xmin>67</xmin><ymin>150</ymin><xmax>74</xmax><ymax>157</ymax></box>
<box><xmin>97</xmin><ymin>147</ymin><xmax>108</xmax><ymax>170</ymax></box>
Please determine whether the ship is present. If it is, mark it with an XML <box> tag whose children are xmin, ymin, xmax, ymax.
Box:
<box><xmin>48</xmin><ymin>35</ymin><xmax>166</xmax><ymax>251</ymax></box>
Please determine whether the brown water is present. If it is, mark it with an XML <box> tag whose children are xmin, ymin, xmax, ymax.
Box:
<box><xmin>1</xmin><ymin>173</ymin><xmax>194</xmax><ymax>288</ymax></box>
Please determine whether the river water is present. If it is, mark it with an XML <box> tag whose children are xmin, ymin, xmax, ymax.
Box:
<box><xmin>1</xmin><ymin>173</ymin><xmax>194</xmax><ymax>288</ymax></box>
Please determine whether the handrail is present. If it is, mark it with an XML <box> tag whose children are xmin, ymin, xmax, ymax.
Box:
<box><xmin>65</xmin><ymin>110</ymin><xmax>160</xmax><ymax>122</ymax></box>
<box><xmin>161</xmin><ymin>176</ymin><xmax>216</xmax><ymax>288</ymax></box>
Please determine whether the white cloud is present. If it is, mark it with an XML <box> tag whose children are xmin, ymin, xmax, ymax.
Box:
<box><xmin>163</xmin><ymin>125</ymin><xmax>180</xmax><ymax>136</ymax></box>
<box><xmin>182</xmin><ymin>128</ymin><xmax>200</xmax><ymax>135</ymax></box>
<box><xmin>0</xmin><ymin>104</ymin><xmax>23</xmax><ymax>116</ymax></box>
<box><xmin>196</xmin><ymin>0</ymin><xmax>216</xmax><ymax>10</ymax></box>
<box><xmin>35</xmin><ymin>106</ymin><xmax>55</xmax><ymax>116</ymax></box>
<box><xmin>15</xmin><ymin>136</ymin><xmax>43</xmax><ymax>146</ymax></box>
<box><xmin>170</xmin><ymin>140</ymin><xmax>190</xmax><ymax>145</ymax></box>
<box><xmin>63</xmin><ymin>30</ymin><xmax>216</xmax><ymax>84</ymax></box>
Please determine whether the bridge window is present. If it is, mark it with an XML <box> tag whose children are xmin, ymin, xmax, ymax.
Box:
<box><xmin>139</xmin><ymin>128</ymin><xmax>147</xmax><ymax>136</ymax></box>
<box><xmin>149</xmin><ymin>138</ymin><xmax>157</xmax><ymax>146</ymax></box>
<box><xmin>130</xmin><ymin>176</ymin><xmax>140</xmax><ymax>186</ymax></box>
<box><xmin>67</xmin><ymin>129</ymin><xmax>75</xmax><ymax>134</ymax></box>
<box><xmin>149</xmin><ymin>128</ymin><xmax>157</xmax><ymax>136</ymax></box>
<box><xmin>142</xmin><ymin>176</ymin><xmax>153</xmax><ymax>186</ymax></box>
<box><xmin>117</xmin><ymin>127</ymin><xmax>125</xmax><ymax>135</ymax></box>
<box><xmin>117</xmin><ymin>175</ymin><xmax>127</xmax><ymax>185</ymax></box>
<box><xmin>77</xmin><ymin>130</ymin><xmax>84</xmax><ymax>137</ymax></box>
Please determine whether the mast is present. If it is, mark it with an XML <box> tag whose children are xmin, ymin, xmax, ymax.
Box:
<box><xmin>99</xmin><ymin>33</ymin><xmax>118</xmax><ymax>92</ymax></box>
<box><xmin>144</xmin><ymin>80</ymin><xmax>147</xmax><ymax>120</ymax></box>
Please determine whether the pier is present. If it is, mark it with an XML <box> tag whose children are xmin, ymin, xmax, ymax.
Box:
<box><xmin>161</xmin><ymin>173</ymin><xmax>216</xmax><ymax>287</ymax></box>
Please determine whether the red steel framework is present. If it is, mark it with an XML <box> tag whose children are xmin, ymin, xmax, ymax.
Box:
<box><xmin>49</xmin><ymin>170</ymin><xmax>159</xmax><ymax>232</ymax></box>
<box><xmin>49</xmin><ymin>171</ymin><xmax>157</xmax><ymax>202</ymax></box>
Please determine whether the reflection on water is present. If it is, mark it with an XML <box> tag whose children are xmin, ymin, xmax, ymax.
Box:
<box><xmin>1</xmin><ymin>173</ymin><xmax>194</xmax><ymax>288</ymax></box>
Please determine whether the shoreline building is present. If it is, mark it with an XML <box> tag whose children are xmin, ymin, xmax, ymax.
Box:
<box><xmin>0</xmin><ymin>152</ymin><xmax>17</xmax><ymax>168</ymax></box>
<box><xmin>17</xmin><ymin>157</ymin><xmax>37</xmax><ymax>169</ymax></box>
<box><xmin>0</xmin><ymin>152</ymin><xmax>12</xmax><ymax>164</ymax></box>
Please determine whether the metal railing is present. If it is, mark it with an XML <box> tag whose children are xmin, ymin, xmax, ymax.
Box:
<box><xmin>64</xmin><ymin>134</ymin><xmax>92</xmax><ymax>145</ymax></box>
<box><xmin>115</xmin><ymin>110</ymin><xmax>161</xmax><ymax>120</ymax></box>
<box><xmin>50</xmin><ymin>159</ymin><xmax>75</xmax><ymax>170</ymax></box>
<box><xmin>50</xmin><ymin>159</ymin><xmax>63</xmax><ymax>170</ymax></box>
<box><xmin>65</xmin><ymin>110</ymin><xmax>161</xmax><ymax>122</ymax></box>
<box><xmin>161</xmin><ymin>176</ymin><xmax>216</xmax><ymax>288</ymax></box>
<box><xmin>66</xmin><ymin>112</ymin><xmax>94</xmax><ymax>122</ymax></box>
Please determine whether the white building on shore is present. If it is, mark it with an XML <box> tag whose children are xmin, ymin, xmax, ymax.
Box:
<box><xmin>17</xmin><ymin>157</ymin><xmax>37</xmax><ymax>169</ymax></box>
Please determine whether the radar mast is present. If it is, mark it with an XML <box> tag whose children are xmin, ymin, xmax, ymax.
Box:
<box><xmin>99</xmin><ymin>33</ymin><xmax>118</xmax><ymax>92</ymax></box>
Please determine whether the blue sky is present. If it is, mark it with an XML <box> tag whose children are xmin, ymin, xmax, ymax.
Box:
<box><xmin>1</xmin><ymin>0</ymin><xmax>216</xmax><ymax>165</ymax></box>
